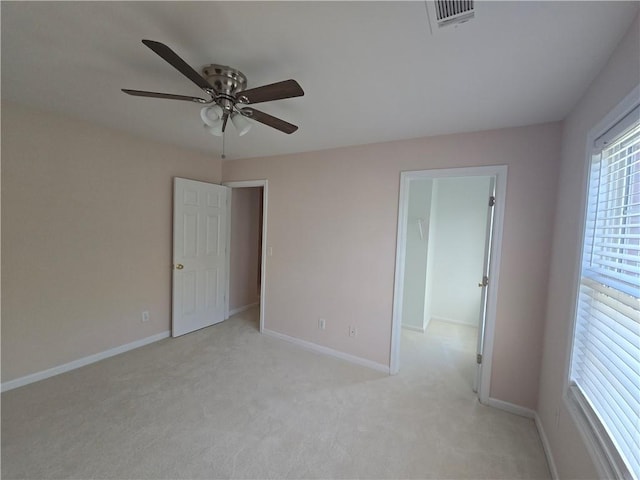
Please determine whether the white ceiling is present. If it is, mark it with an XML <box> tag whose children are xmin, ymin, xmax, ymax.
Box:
<box><xmin>2</xmin><ymin>1</ymin><xmax>638</xmax><ymax>160</ymax></box>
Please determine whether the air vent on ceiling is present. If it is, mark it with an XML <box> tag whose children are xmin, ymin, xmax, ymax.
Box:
<box><xmin>427</xmin><ymin>0</ymin><xmax>475</xmax><ymax>29</ymax></box>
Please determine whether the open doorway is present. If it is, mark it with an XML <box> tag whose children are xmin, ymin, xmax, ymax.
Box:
<box><xmin>390</xmin><ymin>166</ymin><xmax>507</xmax><ymax>404</ymax></box>
<box><xmin>224</xmin><ymin>180</ymin><xmax>268</xmax><ymax>332</ymax></box>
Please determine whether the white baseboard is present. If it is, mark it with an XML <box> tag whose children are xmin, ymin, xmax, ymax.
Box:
<box><xmin>262</xmin><ymin>328</ymin><xmax>390</xmax><ymax>374</ymax></box>
<box><xmin>431</xmin><ymin>315</ymin><xmax>478</xmax><ymax>328</ymax></box>
<box><xmin>535</xmin><ymin>413</ymin><xmax>559</xmax><ymax>480</ymax></box>
<box><xmin>402</xmin><ymin>324</ymin><xmax>426</xmax><ymax>333</ymax></box>
<box><xmin>1</xmin><ymin>330</ymin><xmax>170</xmax><ymax>393</ymax></box>
<box><xmin>229</xmin><ymin>302</ymin><xmax>259</xmax><ymax>317</ymax></box>
<box><xmin>485</xmin><ymin>397</ymin><xmax>536</xmax><ymax>419</ymax></box>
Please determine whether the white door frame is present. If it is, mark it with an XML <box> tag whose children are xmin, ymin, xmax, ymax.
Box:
<box><xmin>223</xmin><ymin>180</ymin><xmax>268</xmax><ymax>333</ymax></box>
<box><xmin>390</xmin><ymin>165</ymin><xmax>507</xmax><ymax>404</ymax></box>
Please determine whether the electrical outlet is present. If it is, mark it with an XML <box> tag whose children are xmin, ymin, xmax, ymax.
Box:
<box><xmin>349</xmin><ymin>325</ymin><xmax>357</xmax><ymax>337</ymax></box>
<box><xmin>141</xmin><ymin>311</ymin><xmax>150</xmax><ymax>323</ymax></box>
<box><xmin>318</xmin><ymin>318</ymin><xmax>326</xmax><ymax>330</ymax></box>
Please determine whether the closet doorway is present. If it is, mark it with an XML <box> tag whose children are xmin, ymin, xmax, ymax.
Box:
<box><xmin>390</xmin><ymin>166</ymin><xmax>507</xmax><ymax>404</ymax></box>
<box><xmin>224</xmin><ymin>180</ymin><xmax>268</xmax><ymax>332</ymax></box>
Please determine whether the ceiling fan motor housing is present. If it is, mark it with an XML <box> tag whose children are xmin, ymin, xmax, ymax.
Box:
<box><xmin>202</xmin><ymin>64</ymin><xmax>247</xmax><ymax>111</ymax></box>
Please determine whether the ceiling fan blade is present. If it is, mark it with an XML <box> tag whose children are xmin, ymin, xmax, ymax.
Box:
<box><xmin>240</xmin><ymin>107</ymin><xmax>298</xmax><ymax>134</ymax></box>
<box><xmin>141</xmin><ymin>39</ymin><xmax>214</xmax><ymax>92</ymax></box>
<box><xmin>122</xmin><ymin>89</ymin><xmax>209</xmax><ymax>103</ymax></box>
<box><xmin>237</xmin><ymin>79</ymin><xmax>304</xmax><ymax>105</ymax></box>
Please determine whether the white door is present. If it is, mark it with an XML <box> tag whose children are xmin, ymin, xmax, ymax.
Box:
<box><xmin>474</xmin><ymin>177</ymin><xmax>496</xmax><ymax>393</ymax></box>
<box><xmin>172</xmin><ymin>178</ymin><xmax>229</xmax><ymax>337</ymax></box>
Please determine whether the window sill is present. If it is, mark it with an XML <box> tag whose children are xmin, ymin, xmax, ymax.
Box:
<box><xmin>564</xmin><ymin>386</ymin><xmax>634</xmax><ymax>480</ymax></box>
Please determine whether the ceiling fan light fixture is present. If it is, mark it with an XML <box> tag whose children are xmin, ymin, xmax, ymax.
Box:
<box><xmin>200</xmin><ymin>105</ymin><xmax>224</xmax><ymax>127</ymax></box>
<box><xmin>122</xmin><ymin>40</ymin><xmax>304</xmax><ymax>140</ymax></box>
<box><xmin>231</xmin><ymin>112</ymin><xmax>252</xmax><ymax>136</ymax></box>
<box><xmin>205</xmin><ymin>121</ymin><xmax>224</xmax><ymax>137</ymax></box>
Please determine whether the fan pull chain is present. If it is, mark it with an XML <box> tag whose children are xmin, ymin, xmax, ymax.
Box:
<box><xmin>221</xmin><ymin>131</ymin><xmax>226</xmax><ymax>160</ymax></box>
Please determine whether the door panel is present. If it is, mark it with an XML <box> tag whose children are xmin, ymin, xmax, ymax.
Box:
<box><xmin>474</xmin><ymin>176</ymin><xmax>496</xmax><ymax>393</ymax></box>
<box><xmin>173</xmin><ymin>178</ymin><xmax>229</xmax><ymax>337</ymax></box>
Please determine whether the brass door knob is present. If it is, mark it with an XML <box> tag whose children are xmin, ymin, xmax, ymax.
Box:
<box><xmin>175</xmin><ymin>264</ymin><xmax>184</xmax><ymax>270</ymax></box>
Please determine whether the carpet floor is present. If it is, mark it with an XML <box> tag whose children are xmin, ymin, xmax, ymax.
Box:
<box><xmin>1</xmin><ymin>307</ymin><xmax>550</xmax><ymax>479</ymax></box>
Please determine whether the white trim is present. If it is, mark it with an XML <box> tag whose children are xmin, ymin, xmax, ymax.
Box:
<box><xmin>224</xmin><ymin>180</ymin><xmax>268</xmax><ymax>334</ymax></box>
<box><xmin>431</xmin><ymin>315</ymin><xmax>479</xmax><ymax>328</ymax></box>
<box><xmin>224</xmin><ymin>186</ymin><xmax>232</xmax><ymax>320</ymax></box>
<box><xmin>1</xmin><ymin>331</ymin><xmax>170</xmax><ymax>392</ymax></box>
<box><xmin>401</xmin><ymin>324</ymin><xmax>426</xmax><ymax>333</ymax></box>
<box><xmin>564</xmin><ymin>390</ymin><xmax>619</xmax><ymax>480</ymax></box>
<box><xmin>260</xmin><ymin>182</ymin><xmax>268</xmax><ymax>334</ymax></box>
<box><xmin>223</xmin><ymin>180</ymin><xmax>266</xmax><ymax>189</ymax></box>
<box><xmin>535</xmin><ymin>413</ymin><xmax>559</xmax><ymax>480</ymax></box>
<box><xmin>391</xmin><ymin>170</ymin><xmax>411</xmax><ymax>373</ymax></box>
<box><xmin>484</xmin><ymin>397</ymin><xmax>536</xmax><ymax>419</ymax></box>
<box><xmin>390</xmin><ymin>165</ymin><xmax>508</xmax><ymax>408</ymax></box>
<box><xmin>263</xmin><ymin>328</ymin><xmax>390</xmax><ymax>374</ymax></box>
<box><xmin>229</xmin><ymin>302</ymin><xmax>259</xmax><ymax>317</ymax></box>
<box><xmin>589</xmin><ymin>84</ymin><xmax>640</xmax><ymax>152</ymax></box>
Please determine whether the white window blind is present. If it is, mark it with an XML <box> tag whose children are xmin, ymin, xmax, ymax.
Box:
<box><xmin>570</xmin><ymin>109</ymin><xmax>640</xmax><ymax>480</ymax></box>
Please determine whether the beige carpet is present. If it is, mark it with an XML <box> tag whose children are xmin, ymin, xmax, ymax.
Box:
<box><xmin>1</xmin><ymin>308</ymin><xmax>550</xmax><ymax>479</ymax></box>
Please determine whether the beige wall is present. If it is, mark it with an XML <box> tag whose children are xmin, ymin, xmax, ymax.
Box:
<box><xmin>1</xmin><ymin>102</ymin><xmax>221</xmax><ymax>382</ymax></box>
<box><xmin>537</xmin><ymin>14</ymin><xmax>640</xmax><ymax>479</ymax></box>
<box><xmin>223</xmin><ymin>122</ymin><xmax>562</xmax><ymax>409</ymax></box>
<box><xmin>229</xmin><ymin>187</ymin><xmax>262</xmax><ymax>311</ymax></box>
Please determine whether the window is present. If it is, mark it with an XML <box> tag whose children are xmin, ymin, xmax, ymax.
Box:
<box><xmin>569</xmin><ymin>103</ymin><xmax>640</xmax><ymax>480</ymax></box>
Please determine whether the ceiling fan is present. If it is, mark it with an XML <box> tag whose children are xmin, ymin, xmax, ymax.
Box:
<box><xmin>122</xmin><ymin>40</ymin><xmax>304</xmax><ymax>137</ymax></box>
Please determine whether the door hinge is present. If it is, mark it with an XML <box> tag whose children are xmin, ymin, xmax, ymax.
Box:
<box><xmin>476</xmin><ymin>353</ymin><xmax>482</xmax><ymax>364</ymax></box>
<box><xmin>478</xmin><ymin>276</ymin><xmax>489</xmax><ymax>287</ymax></box>
<box><xmin>489</xmin><ymin>196</ymin><xmax>496</xmax><ymax>207</ymax></box>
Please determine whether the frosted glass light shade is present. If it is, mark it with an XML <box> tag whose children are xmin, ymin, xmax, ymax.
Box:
<box><xmin>205</xmin><ymin>122</ymin><xmax>224</xmax><ymax>137</ymax></box>
<box><xmin>231</xmin><ymin>112</ymin><xmax>252</xmax><ymax>136</ymax></box>
<box><xmin>200</xmin><ymin>105</ymin><xmax>224</xmax><ymax>127</ymax></box>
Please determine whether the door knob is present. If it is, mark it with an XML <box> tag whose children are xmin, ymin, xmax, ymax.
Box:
<box><xmin>175</xmin><ymin>264</ymin><xmax>184</xmax><ymax>270</ymax></box>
